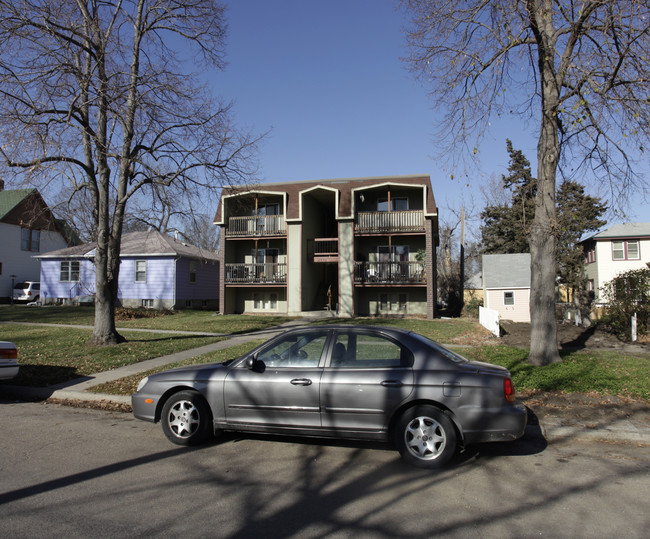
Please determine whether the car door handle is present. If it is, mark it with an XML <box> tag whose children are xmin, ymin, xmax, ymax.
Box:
<box><xmin>290</xmin><ymin>378</ymin><xmax>312</xmax><ymax>386</ymax></box>
<box><xmin>381</xmin><ymin>380</ymin><xmax>403</xmax><ymax>387</ymax></box>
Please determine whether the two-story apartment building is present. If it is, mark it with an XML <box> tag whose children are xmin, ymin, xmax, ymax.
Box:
<box><xmin>214</xmin><ymin>175</ymin><xmax>439</xmax><ymax>318</ymax></box>
<box><xmin>581</xmin><ymin>222</ymin><xmax>650</xmax><ymax>303</ymax></box>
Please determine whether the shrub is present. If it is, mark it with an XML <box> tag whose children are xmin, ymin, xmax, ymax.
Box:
<box><xmin>115</xmin><ymin>307</ymin><xmax>175</xmax><ymax>320</ymax></box>
<box><xmin>601</xmin><ymin>265</ymin><xmax>650</xmax><ymax>340</ymax></box>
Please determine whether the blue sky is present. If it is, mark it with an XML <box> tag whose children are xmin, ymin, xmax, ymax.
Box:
<box><xmin>213</xmin><ymin>0</ymin><xmax>645</xmax><ymax>227</ymax></box>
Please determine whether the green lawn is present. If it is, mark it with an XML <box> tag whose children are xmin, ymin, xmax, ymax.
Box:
<box><xmin>0</xmin><ymin>305</ymin><xmax>293</xmax><ymax>334</ymax></box>
<box><xmin>453</xmin><ymin>345</ymin><xmax>650</xmax><ymax>401</ymax></box>
<box><xmin>314</xmin><ymin>316</ymin><xmax>491</xmax><ymax>343</ymax></box>
<box><xmin>90</xmin><ymin>340</ymin><xmax>266</xmax><ymax>396</ymax></box>
<box><xmin>0</xmin><ymin>325</ymin><xmax>225</xmax><ymax>387</ymax></box>
<box><xmin>1</xmin><ymin>306</ymin><xmax>648</xmax><ymax>402</ymax></box>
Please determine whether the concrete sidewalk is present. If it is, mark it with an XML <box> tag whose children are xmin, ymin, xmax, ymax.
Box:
<box><xmin>2</xmin><ymin>319</ymin><xmax>649</xmax><ymax>447</ymax></box>
<box><xmin>1</xmin><ymin>319</ymin><xmax>306</xmax><ymax>406</ymax></box>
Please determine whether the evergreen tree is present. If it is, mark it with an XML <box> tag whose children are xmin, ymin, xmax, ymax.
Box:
<box><xmin>481</xmin><ymin>140</ymin><xmax>536</xmax><ymax>254</ymax></box>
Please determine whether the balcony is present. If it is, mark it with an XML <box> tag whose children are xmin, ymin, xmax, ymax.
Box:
<box><xmin>354</xmin><ymin>261</ymin><xmax>425</xmax><ymax>285</ymax></box>
<box><xmin>225</xmin><ymin>263</ymin><xmax>287</xmax><ymax>284</ymax></box>
<box><xmin>309</xmin><ymin>238</ymin><xmax>339</xmax><ymax>262</ymax></box>
<box><xmin>226</xmin><ymin>215</ymin><xmax>286</xmax><ymax>237</ymax></box>
<box><xmin>355</xmin><ymin>210</ymin><xmax>425</xmax><ymax>234</ymax></box>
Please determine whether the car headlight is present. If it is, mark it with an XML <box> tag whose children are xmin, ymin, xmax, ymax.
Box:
<box><xmin>136</xmin><ymin>376</ymin><xmax>149</xmax><ymax>392</ymax></box>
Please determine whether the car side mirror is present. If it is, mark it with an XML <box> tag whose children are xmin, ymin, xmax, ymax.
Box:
<box><xmin>245</xmin><ymin>354</ymin><xmax>265</xmax><ymax>372</ymax></box>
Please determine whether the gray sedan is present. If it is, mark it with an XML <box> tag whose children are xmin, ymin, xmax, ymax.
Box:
<box><xmin>132</xmin><ymin>325</ymin><xmax>527</xmax><ymax>468</ymax></box>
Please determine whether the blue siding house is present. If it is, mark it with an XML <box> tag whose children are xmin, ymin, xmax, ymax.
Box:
<box><xmin>36</xmin><ymin>231</ymin><xmax>219</xmax><ymax>309</ymax></box>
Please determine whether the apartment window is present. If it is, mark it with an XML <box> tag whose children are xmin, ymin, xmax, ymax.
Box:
<box><xmin>504</xmin><ymin>291</ymin><xmax>515</xmax><ymax>306</ymax></box>
<box><xmin>380</xmin><ymin>293</ymin><xmax>390</xmax><ymax>311</ymax></box>
<box><xmin>377</xmin><ymin>197</ymin><xmax>408</xmax><ymax>212</ymax></box>
<box><xmin>189</xmin><ymin>261</ymin><xmax>198</xmax><ymax>284</ymax></box>
<box><xmin>60</xmin><ymin>260</ymin><xmax>80</xmax><ymax>282</ymax></box>
<box><xmin>398</xmin><ymin>293</ymin><xmax>408</xmax><ymax>312</ymax></box>
<box><xmin>612</xmin><ymin>240</ymin><xmax>640</xmax><ymax>261</ymax></box>
<box><xmin>255</xmin><ymin>203</ymin><xmax>279</xmax><ymax>216</ymax></box>
<box><xmin>135</xmin><ymin>260</ymin><xmax>147</xmax><ymax>283</ymax></box>
<box><xmin>21</xmin><ymin>228</ymin><xmax>40</xmax><ymax>252</ymax></box>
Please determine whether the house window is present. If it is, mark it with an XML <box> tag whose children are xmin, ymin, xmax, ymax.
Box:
<box><xmin>185</xmin><ymin>300</ymin><xmax>192</xmax><ymax>308</ymax></box>
<box><xmin>612</xmin><ymin>240</ymin><xmax>640</xmax><ymax>260</ymax></box>
<box><xmin>142</xmin><ymin>299</ymin><xmax>154</xmax><ymax>308</ymax></box>
<box><xmin>189</xmin><ymin>261</ymin><xmax>198</xmax><ymax>284</ymax></box>
<box><xmin>584</xmin><ymin>246</ymin><xmax>596</xmax><ymax>264</ymax></box>
<box><xmin>588</xmin><ymin>279</ymin><xmax>595</xmax><ymax>300</ymax></box>
<box><xmin>504</xmin><ymin>291</ymin><xmax>515</xmax><ymax>306</ymax></box>
<box><xmin>21</xmin><ymin>228</ymin><xmax>40</xmax><ymax>252</ymax></box>
<box><xmin>60</xmin><ymin>260</ymin><xmax>80</xmax><ymax>282</ymax></box>
<box><xmin>135</xmin><ymin>260</ymin><xmax>147</xmax><ymax>282</ymax></box>
<box><xmin>377</xmin><ymin>197</ymin><xmax>408</xmax><ymax>212</ymax></box>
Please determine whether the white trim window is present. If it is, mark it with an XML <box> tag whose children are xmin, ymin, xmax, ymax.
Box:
<box><xmin>60</xmin><ymin>260</ymin><xmax>80</xmax><ymax>282</ymax></box>
<box><xmin>612</xmin><ymin>240</ymin><xmax>640</xmax><ymax>261</ymax></box>
<box><xmin>135</xmin><ymin>260</ymin><xmax>147</xmax><ymax>283</ymax></box>
<box><xmin>504</xmin><ymin>291</ymin><xmax>515</xmax><ymax>306</ymax></box>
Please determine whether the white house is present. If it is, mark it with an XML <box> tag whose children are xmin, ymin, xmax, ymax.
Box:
<box><xmin>0</xmin><ymin>182</ymin><xmax>73</xmax><ymax>302</ymax></box>
<box><xmin>581</xmin><ymin>222</ymin><xmax>650</xmax><ymax>304</ymax></box>
<box><xmin>482</xmin><ymin>253</ymin><xmax>531</xmax><ymax>323</ymax></box>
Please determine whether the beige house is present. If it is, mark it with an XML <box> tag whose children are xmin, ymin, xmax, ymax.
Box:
<box><xmin>482</xmin><ymin>253</ymin><xmax>531</xmax><ymax>323</ymax></box>
<box><xmin>214</xmin><ymin>175</ymin><xmax>440</xmax><ymax>318</ymax></box>
<box><xmin>581</xmin><ymin>222</ymin><xmax>650</xmax><ymax>304</ymax></box>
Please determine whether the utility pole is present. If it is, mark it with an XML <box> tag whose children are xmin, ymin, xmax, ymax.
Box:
<box><xmin>460</xmin><ymin>207</ymin><xmax>465</xmax><ymax>313</ymax></box>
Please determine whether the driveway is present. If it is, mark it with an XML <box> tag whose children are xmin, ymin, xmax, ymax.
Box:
<box><xmin>1</xmin><ymin>401</ymin><xmax>648</xmax><ymax>538</ymax></box>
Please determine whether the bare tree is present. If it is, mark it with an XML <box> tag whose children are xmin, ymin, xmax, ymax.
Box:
<box><xmin>0</xmin><ymin>0</ymin><xmax>261</xmax><ymax>344</ymax></box>
<box><xmin>402</xmin><ymin>0</ymin><xmax>650</xmax><ymax>365</ymax></box>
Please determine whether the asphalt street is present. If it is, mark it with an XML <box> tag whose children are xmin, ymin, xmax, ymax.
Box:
<box><xmin>1</xmin><ymin>400</ymin><xmax>648</xmax><ymax>538</ymax></box>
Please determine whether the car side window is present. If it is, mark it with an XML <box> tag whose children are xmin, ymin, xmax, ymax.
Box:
<box><xmin>258</xmin><ymin>333</ymin><xmax>328</xmax><ymax>367</ymax></box>
<box><xmin>330</xmin><ymin>332</ymin><xmax>412</xmax><ymax>368</ymax></box>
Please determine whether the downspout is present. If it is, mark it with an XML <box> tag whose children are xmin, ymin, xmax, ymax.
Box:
<box><xmin>173</xmin><ymin>256</ymin><xmax>180</xmax><ymax>309</ymax></box>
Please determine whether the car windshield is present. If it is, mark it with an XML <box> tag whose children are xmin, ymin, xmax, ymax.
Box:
<box><xmin>410</xmin><ymin>332</ymin><xmax>469</xmax><ymax>363</ymax></box>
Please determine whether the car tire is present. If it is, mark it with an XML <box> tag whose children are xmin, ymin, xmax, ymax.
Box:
<box><xmin>161</xmin><ymin>390</ymin><xmax>213</xmax><ymax>446</ymax></box>
<box><xmin>395</xmin><ymin>405</ymin><xmax>457</xmax><ymax>469</ymax></box>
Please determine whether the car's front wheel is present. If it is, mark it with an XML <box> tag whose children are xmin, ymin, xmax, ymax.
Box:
<box><xmin>161</xmin><ymin>390</ymin><xmax>213</xmax><ymax>446</ymax></box>
<box><xmin>395</xmin><ymin>405</ymin><xmax>457</xmax><ymax>469</ymax></box>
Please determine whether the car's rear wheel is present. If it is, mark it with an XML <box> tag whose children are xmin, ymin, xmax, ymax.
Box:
<box><xmin>161</xmin><ymin>390</ymin><xmax>213</xmax><ymax>446</ymax></box>
<box><xmin>395</xmin><ymin>405</ymin><xmax>457</xmax><ymax>469</ymax></box>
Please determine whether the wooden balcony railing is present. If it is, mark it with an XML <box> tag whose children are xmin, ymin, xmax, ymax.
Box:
<box><xmin>225</xmin><ymin>263</ymin><xmax>287</xmax><ymax>284</ymax></box>
<box><xmin>226</xmin><ymin>215</ymin><xmax>286</xmax><ymax>237</ymax></box>
<box><xmin>355</xmin><ymin>210</ymin><xmax>425</xmax><ymax>234</ymax></box>
<box><xmin>354</xmin><ymin>261</ymin><xmax>425</xmax><ymax>284</ymax></box>
<box><xmin>309</xmin><ymin>238</ymin><xmax>339</xmax><ymax>262</ymax></box>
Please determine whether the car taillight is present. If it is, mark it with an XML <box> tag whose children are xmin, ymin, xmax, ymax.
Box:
<box><xmin>504</xmin><ymin>377</ymin><xmax>515</xmax><ymax>403</ymax></box>
<box><xmin>1</xmin><ymin>348</ymin><xmax>17</xmax><ymax>359</ymax></box>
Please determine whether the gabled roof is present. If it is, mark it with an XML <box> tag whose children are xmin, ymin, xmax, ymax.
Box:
<box><xmin>0</xmin><ymin>188</ymin><xmax>37</xmax><ymax>220</ymax></box>
<box><xmin>214</xmin><ymin>174</ymin><xmax>437</xmax><ymax>224</ymax></box>
<box><xmin>586</xmin><ymin>222</ymin><xmax>650</xmax><ymax>241</ymax></box>
<box><xmin>36</xmin><ymin>230</ymin><xmax>219</xmax><ymax>261</ymax></box>
<box><xmin>482</xmin><ymin>253</ymin><xmax>531</xmax><ymax>289</ymax></box>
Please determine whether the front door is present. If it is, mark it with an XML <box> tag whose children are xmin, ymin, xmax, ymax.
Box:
<box><xmin>223</xmin><ymin>330</ymin><xmax>329</xmax><ymax>428</ymax></box>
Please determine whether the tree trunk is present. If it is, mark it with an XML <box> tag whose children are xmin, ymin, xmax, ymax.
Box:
<box><xmin>528</xmin><ymin>0</ymin><xmax>562</xmax><ymax>366</ymax></box>
<box><xmin>89</xmin><ymin>234</ymin><xmax>125</xmax><ymax>345</ymax></box>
